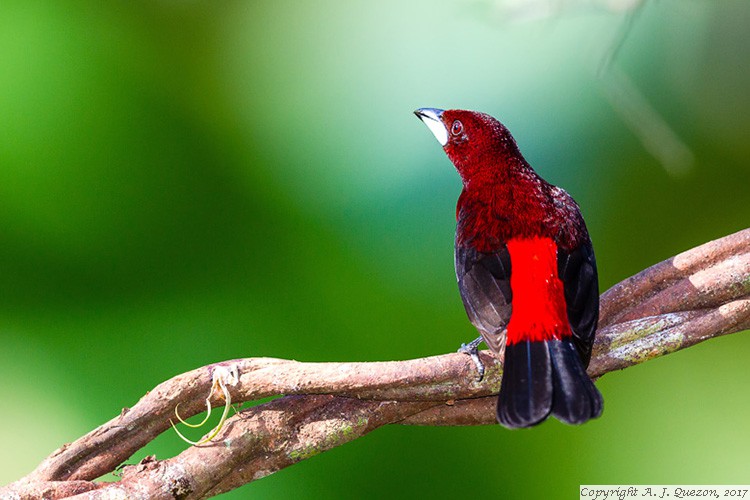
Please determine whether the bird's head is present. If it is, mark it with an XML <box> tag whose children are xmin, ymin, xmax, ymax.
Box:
<box><xmin>414</xmin><ymin>108</ymin><xmax>523</xmax><ymax>184</ymax></box>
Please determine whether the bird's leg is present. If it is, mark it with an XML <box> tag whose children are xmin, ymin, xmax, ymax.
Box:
<box><xmin>458</xmin><ymin>336</ymin><xmax>485</xmax><ymax>381</ymax></box>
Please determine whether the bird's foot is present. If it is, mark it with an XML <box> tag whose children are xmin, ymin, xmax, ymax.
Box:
<box><xmin>457</xmin><ymin>336</ymin><xmax>485</xmax><ymax>382</ymax></box>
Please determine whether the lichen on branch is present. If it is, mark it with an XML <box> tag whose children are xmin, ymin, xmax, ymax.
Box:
<box><xmin>2</xmin><ymin>228</ymin><xmax>749</xmax><ymax>500</ymax></box>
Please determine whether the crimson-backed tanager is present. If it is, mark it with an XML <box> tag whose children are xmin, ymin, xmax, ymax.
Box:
<box><xmin>415</xmin><ymin>108</ymin><xmax>603</xmax><ymax>428</ymax></box>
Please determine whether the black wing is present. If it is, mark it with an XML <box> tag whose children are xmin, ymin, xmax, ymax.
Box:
<box><xmin>455</xmin><ymin>241</ymin><xmax>512</xmax><ymax>356</ymax></box>
<box><xmin>557</xmin><ymin>240</ymin><xmax>599</xmax><ymax>367</ymax></box>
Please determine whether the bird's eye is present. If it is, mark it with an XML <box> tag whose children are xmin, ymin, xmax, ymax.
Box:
<box><xmin>451</xmin><ymin>120</ymin><xmax>463</xmax><ymax>135</ymax></box>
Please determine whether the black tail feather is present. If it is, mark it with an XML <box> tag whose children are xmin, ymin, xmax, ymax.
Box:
<box><xmin>497</xmin><ymin>341</ymin><xmax>552</xmax><ymax>428</ymax></box>
<box><xmin>497</xmin><ymin>339</ymin><xmax>603</xmax><ymax>429</ymax></box>
<box><xmin>548</xmin><ymin>339</ymin><xmax>603</xmax><ymax>424</ymax></box>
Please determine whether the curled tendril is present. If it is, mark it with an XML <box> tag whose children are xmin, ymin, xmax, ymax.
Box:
<box><xmin>170</xmin><ymin>365</ymin><xmax>240</xmax><ymax>446</ymax></box>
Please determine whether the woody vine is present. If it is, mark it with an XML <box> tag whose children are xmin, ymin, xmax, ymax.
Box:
<box><xmin>2</xmin><ymin>228</ymin><xmax>749</xmax><ymax>500</ymax></box>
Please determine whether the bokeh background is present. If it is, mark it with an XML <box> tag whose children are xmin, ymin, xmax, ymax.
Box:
<box><xmin>1</xmin><ymin>0</ymin><xmax>749</xmax><ymax>498</ymax></box>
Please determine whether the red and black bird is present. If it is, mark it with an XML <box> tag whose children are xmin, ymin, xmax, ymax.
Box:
<box><xmin>415</xmin><ymin>108</ymin><xmax>603</xmax><ymax>428</ymax></box>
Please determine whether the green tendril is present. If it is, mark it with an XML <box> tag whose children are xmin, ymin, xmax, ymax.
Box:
<box><xmin>171</xmin><ymin>365</ymin><xmax>238</xmax><ymax>446</ymax></box>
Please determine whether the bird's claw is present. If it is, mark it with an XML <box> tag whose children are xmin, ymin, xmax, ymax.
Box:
<box><xmin>458</xmin><ymin>337</ymin><xmax>485</xmax><ymax>382</ymax></box>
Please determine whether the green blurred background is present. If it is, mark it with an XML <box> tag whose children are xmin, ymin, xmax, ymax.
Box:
<box><xmin>1</xmin><ymin>0</ymin><xmax>749</xmax><ymax>498</ymax></box>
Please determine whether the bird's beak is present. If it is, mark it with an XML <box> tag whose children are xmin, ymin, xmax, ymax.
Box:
<box><xmin>414</xmin><ymin>108</ymin><xmax>448</xmax><ymax>146</ymax></box>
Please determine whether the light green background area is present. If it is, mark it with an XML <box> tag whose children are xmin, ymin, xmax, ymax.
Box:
<box><xmin>1</xmin><ymin>1</ymin><xmax>749</xmax><ymax>498</ymax></box>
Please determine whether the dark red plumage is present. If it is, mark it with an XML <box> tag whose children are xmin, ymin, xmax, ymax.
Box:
<box><xmin>415</xmin><ymin>108</ymin><xmax>603</xmax><ymax>428</ymax></box>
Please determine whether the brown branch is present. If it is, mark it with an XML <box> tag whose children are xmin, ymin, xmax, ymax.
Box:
<box><xmin>3</xmin><ymin>228</ymin><xmax>749</xmax><ymax>499</ymax></box>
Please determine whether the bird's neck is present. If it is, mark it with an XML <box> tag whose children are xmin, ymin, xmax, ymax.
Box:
<box><xmin>456</xmin><ymin>164</ymin><xmax>551</xmax><ymax>252</ymax></box>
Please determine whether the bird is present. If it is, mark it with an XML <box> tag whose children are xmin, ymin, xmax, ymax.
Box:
<box><xmin>414</xmin><ymin>108</ymin><xmax>603</xmax><ymax>428</ymax></box>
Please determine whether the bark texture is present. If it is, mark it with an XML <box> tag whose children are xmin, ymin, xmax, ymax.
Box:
<box><xmin>3</xmin><ymin>228</ymin><xmax>749</xmax><ymax>499</ymax></box>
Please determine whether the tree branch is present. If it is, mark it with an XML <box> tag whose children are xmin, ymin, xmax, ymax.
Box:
<box><xmin>3</xmin><ymin>228</ymin><xmax>749</xmax><ymax>499</ymax></box>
